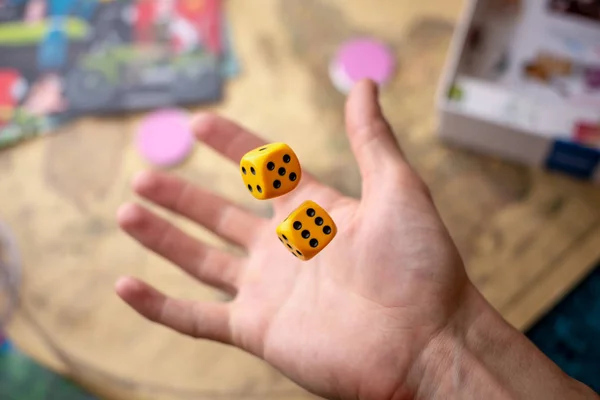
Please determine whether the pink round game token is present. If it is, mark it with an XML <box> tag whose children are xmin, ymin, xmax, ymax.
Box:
<box><xmin>136</xmin><ymin>108</ymin><xmax>194</xmax><ymax>167</ymax></box>
<box><xmin>330</xmin><ymin>38</ymin><xmax>396</xmax><ymax>93</ymax></box>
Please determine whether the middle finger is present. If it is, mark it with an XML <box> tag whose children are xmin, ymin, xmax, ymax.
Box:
<box><xmin>133</xmin><ymin>170</ymin><xmax>264</xmax><ymax>248</ymax></box>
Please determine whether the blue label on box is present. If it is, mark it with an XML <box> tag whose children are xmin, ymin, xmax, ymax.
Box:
<box><xmin>545</xmin><ymin>140</ymin><xmax>600</xmax><ymax>180</ymax></box>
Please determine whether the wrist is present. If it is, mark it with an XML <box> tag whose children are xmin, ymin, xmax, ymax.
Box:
<box><xmin>401</xmin><ymin>282</ymin><xmax>491</xmax><ymax>399</ymax></box>
<box><xmin>410</xmin><ymin>283</ymin><xmax>598</xmax><ymax>400</ymax></box>
<box><xmin>410</xmin><ymin>283</ymin><xmax>510</xmax><ymax>399</ymax></box>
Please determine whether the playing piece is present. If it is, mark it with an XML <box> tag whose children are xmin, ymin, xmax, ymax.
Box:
<box><xmin>136</xmin><ymin>108</ymin><xmax>194</xmax><ymax>168</ymax></box>
<box><xmin>240</xmin><ymin>143</ymin><xmax>302</xmax><ymax>200</ymax></box>
<box><xmin>276</xmin><ymin>200</ymin><xmax>337</xmax><ymax>261</ymax></box>
<box><xmin>330</xmin><ymin>37</ymin><xmax>396</xmax><ymax>93</ymax></box>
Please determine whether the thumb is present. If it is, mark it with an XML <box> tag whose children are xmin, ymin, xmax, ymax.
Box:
<box><xmin>345</xmin><ymin>80</ymin><xmax>412</xmax><ymax>191</ymax></box>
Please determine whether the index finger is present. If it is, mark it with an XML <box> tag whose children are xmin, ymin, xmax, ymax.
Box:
<box><xmin>193</xmin><ymin>113</ymin><xmax>265</xmax><ymax>162</ymax></box>
<box><xmin>191</xmin><ymin>113</ymin><xmax>328</xmax><ymax>207</ymax></box>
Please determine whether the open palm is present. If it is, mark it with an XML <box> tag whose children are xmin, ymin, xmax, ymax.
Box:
<box><xmin>116</xmin><ymin>81</ymin><xmax>471</xmax><ymax>400</ymax></box>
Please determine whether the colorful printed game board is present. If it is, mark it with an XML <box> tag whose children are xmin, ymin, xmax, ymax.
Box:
<box><xmin>0</xmin><ymin>0</ymin><xmax>235</xmax><ymax>148</ymax></box>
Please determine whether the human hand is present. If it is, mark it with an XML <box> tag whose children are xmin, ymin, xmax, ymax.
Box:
<box><xmin>115</xmin><ymin>80</ymin><xmax>475</xmax><ymax>400</ymax></box>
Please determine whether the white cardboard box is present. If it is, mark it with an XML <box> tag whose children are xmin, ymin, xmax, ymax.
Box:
<box><xmin>436</xmin><ymin>0</ymin><xmax>600</xmax><ymax>182</ymax></box>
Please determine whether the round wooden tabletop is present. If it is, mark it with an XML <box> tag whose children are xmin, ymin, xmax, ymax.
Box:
<box><xmin>1</xmin><ymin>1</ymin><xmax>599</xmax><ymax>399</ymax></box>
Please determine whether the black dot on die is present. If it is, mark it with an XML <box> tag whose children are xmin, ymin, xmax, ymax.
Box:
<box><xmin>283</xmin><ymin>154</ymin><xmax>291</xmax><ymax>163</ymax></box>
<box><xmin>278</xmin><ymin>167</ymin><xmax>286</xmax><ymax>176</ymax></box>
<box><xmin>296</xmin><ymin>250</ymin><xmax>302</xmax><ymax>256</ymax></box>
<box><xmin>250</xmin><ymin>167</ymin><xmax>256</xmax><ymax>175</ymax></box>
<box><xmin>293</xmin><ymin>253</ymin><xmax>298</xmax><ymax>257</ymax></box>
<box><xmin>307</xmin><ymin>208</ymin><xmax>316</xmax><ymax>217</ymax></box>
<box><xmin>282</xmin><ymin>234</ymin><xmax>288</xmax><ymax>241</ymax></box>
<box><xmin>323</xmin><ymin>226</ymin><xmax>332</xmax><ymax>235</ymax></box>
<box><xmin>247</xmin><ymin>184</ymin><xmax>253</xmax><ymax>192</ymax></box>
<box><xmin>267</xmin><ymin>162</ymin><xmax>275</xmax><ymax>171</ymax></box>
<box><xmin>287</xmin><ymin>244</ymin><xmax>293</xmax><ymax>249</ymax></box>
<box><xmin>242</xmin><ymin>167</ymin><xmax>247</xmax><ymax>175</ymax></box>
<box><xmin>315</xmin><ymin>217</ymin><xmax>324</xmax><ymax>226</ymax></box>
<box><xmin>310</xmin><ymin>239</ymin><xmax>319</xmax><ymax>248</ymax></box>
<box><xmin>293</xmin><ymin>221</ymin><xmax>302</xmax><ymax>230</ymax></box>
<box><xmin>301</xmin><ymin>230</ymin><xmax>310</xmax><ymax>239</ymax></box>
<box><xmin>259</xmin><ymin>147</ymin><xmax>268</xmax><ymax>151</ymax></box>
<box><xmin>289</xmin><ymin>172</ymin><xmax>297</xmax><ymax>181</ymax></box>
<box><xmin>257</xmin><ymin>185</ymin><xmax>263</xmax><ymax>193</ymax></box>
<box><xmin>279</xmin><ymin>237</ymin><xmax>284</xmax><ymax>243</ymax></box>
<box><xmin>273</xmin><ymin>180</ymin><xmax>281</xmax><ymax>189</ymax></box>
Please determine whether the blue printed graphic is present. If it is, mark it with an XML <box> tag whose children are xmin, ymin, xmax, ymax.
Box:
<box><xmin>38</xmin><ymin>27</ymin><xmax>68</xmax><ymax>70</ymax></box>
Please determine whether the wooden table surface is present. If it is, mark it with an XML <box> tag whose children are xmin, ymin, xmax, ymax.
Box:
<box><xmin>2</xmin><ymin>0</ymin><xmax>600</xmax><ymax>399</ymax></box>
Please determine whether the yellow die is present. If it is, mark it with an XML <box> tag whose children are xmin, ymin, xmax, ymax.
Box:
<box><xmin>240</xmin><ymin>143</ymin><xmax>302</xmax><ymax>200</ymax></box>
<box><xmin>276</xmin><ymin>201</ymin><xmax>337</xmax><ymax>261</ymax></box>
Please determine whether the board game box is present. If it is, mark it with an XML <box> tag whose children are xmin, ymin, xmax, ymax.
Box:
<box><xmin>437</xmin><ymin>0</ymin><xmax>600</xmax><ymax>182</ymax></box>
<box><xmin>0</xmin><ymin>0</ymin><xmax>230</xmax><ymax>148</ymax></box>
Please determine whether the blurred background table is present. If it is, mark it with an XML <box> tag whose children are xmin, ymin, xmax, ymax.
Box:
<box><xmin>1</xmin><ymin>0</ymin><xmax>600</xmax><ymax>399</ymax></box>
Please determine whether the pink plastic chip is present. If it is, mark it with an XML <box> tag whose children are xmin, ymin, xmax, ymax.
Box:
<box><xmin>330</xmin><ymin>38</ymin><xmax>396</xmax><ymax>93</ymax></box>
<box><xmin>136</xmin><ymin>108</ymin><xmax>194</xmax><ymax>167</ymax></box>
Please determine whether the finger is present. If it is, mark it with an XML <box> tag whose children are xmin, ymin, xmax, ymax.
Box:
<box><xmin>345</xmin><ymin>80</ymin><xmax>416</xmax><ymax>190</ymax></box>
<box><xmin>115</xmin><ymin>277</ymin><xmax>232</xmax><ymax>343</ymax></box>
<box><xmin>133</xmin><ymin>170</ymin><xmax>262</xmax><ymax>248</ymax></box>
<box><xmin>192</xmin><ymin>113</ymin><xmax>267</xmax><ymax>163</ymax></box>
<box><xmin>118</xmin><ymin>203</ymin><xmax>240</xmax><ymax>294</ymax></box>
<box><xmin>192</xmin><ymin>112</ymin><xmax>327</xmax><ymax>206</ymax></box>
